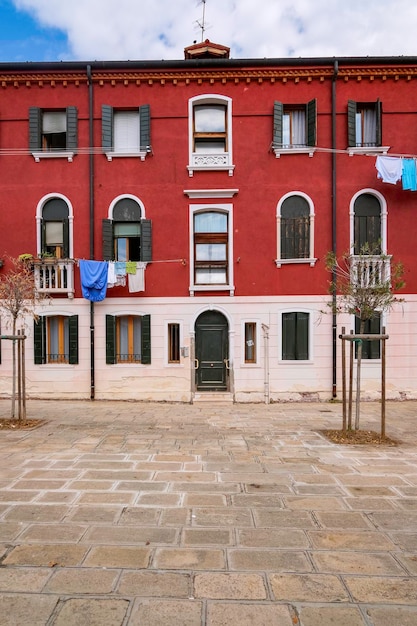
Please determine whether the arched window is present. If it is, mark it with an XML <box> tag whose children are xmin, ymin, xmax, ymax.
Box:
<box><xmin>353</xmin><ymin>193</ymin><xmax>382</xmax><ymax>254</ymax></box>
<box><xmin>276</xmin><ymin>193</ymin><xmax>316</xmax><ymax>266</ymax></box>
<box><xmin>188</xmin><ymin>95</ymin><xmax>234</xmax><ymax>176</ymax></box>
<box><xmin>40</xmin><ymin>197</ymin><xmax>70</xmax><ymax>259</ymax></box>
<box><xmin>103</xmin><ymin>196</ymin><xmax>152</xmax><ymax>262</ymax></box>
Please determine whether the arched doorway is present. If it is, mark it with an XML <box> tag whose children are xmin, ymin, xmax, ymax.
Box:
<box><xmin>195</xmin><ymin>310</ymin><xmax>229</xmax><ymax>391</ymax></box>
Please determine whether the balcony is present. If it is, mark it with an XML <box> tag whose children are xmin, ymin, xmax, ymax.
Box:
<box><xmin>187</xmin><ymin>152</ymin><xmax>235</xmax><ymax>177</ymax></box>
<box><xmin>34</xmin><ymin>259</ymin><xmax>75</xmax><ymax>298</ymax></box>
<box><xmin>350</xmin><ymin>255</ymin><xmax>391</xmax><ymax>289</ymax></box>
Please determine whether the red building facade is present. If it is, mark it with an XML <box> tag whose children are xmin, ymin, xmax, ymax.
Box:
<box><xmin>0</xmin><ymin>42</ymin><xmax>414</xmax><ymax>402</ymax></box>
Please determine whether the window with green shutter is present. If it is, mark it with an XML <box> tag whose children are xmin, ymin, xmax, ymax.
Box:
<box><xmin>102</xmin><ymin>104</ymin><xmax>151</xmax><ymax>157</ymax></box>
<box><xmin>106</xmin><ymin>314</ymin><xmax>151</xmax><ymax>364</ymax></box>
<box><xmin>29</xmin><ymin>106</ymin><xmax>78</xmax><ymax>153</ymax></box>
<box><xmin>282</xmin><ymin>312</ymin><xmax>309</xmax><ymax>360</ymax></box>
<box><xmin>348</xmin><ymin>99</ymin><xmax>382</xmax><ymax>148</ymax></box>
<box><xmin>273</xmin><ymin>99</ymin><xmax>316</xmax><ymax>149</ymax></box>
<box><xmin>102</xmin><ymin>197</ymin><xmax>152</xmax><ymax>263</ymax></box>
<box><xmin>34</xmin><ymin>315</ymin><xmax>78</xmax><ymax>364</ymax></box>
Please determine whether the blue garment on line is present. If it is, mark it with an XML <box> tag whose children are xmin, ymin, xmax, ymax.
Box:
<box><xmin>402</xmin><ymin>158</ymin><xmax>417</xmax><ymax>191</ymax></box>
<box><xmin>79</xmin><ymin>260</ymin><xmax>109</xmax><ymax>302</ymax></box>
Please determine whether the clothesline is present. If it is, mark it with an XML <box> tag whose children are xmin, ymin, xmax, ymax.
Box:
<box><xmin>375</xmin><ymin>155</ymin><xmax>417</xmax><ymax>190</ymax></box>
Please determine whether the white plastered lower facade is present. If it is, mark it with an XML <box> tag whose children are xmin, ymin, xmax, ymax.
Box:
<box><xmin>0</xmin><ymin>295</ymin><xmax>415</xmax><ymax>402</ymax></box>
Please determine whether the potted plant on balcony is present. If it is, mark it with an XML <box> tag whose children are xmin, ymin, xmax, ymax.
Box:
<box><xmin>18</xmin><ymin>253</ymin><xmax>35</xmax><ymax>270</ymax></box>
<box><xmin>40</xmin><ymin>251</ymin><xmax>56</xmax><ymax>263</ymax></box>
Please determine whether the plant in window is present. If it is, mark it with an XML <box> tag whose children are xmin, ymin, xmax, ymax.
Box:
<box><xmin>0</xmin><ymin>256</ymin><xmax>50</xmax><ymax>422</ymax></box>
<box><xmin>325</xmin><ymin>244</ymin><xmax>405</xmax><ymax>431</ymax></box>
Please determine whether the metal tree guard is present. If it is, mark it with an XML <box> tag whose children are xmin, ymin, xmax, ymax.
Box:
<box><xmin>339</xmin><ymin>326</ymin><xmax>388</xmax><ymax>437</ymax></box>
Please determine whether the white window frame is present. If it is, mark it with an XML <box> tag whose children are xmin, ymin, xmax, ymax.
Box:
<box><xmin>275</xmin><ymin>192</ymin><xmax>316</xmax><ymax>267</ymax></box>
<box><xmin>189</xmin><ymin>203</ymin><xmax>234</xmax><ymax>296</ymax></box>
<box><xmin>165</xmin><ymin>320</ymin><xmax>184</xmax><ymax>366</ymax></box>
<box><xmin>187</xmin><ymin>95</ymin><xmax>234</xmax><ymax>177</ymax></box>
<box><xmin>349</xmin><ymin>189</ymin><xmax>387</xmax><ymax>254</ymax></box>
<box><xmin>36</xmin><ymin>193</ymin><xmax>74</xmax><ymax>259</ymax></box>
<box><xmin>278</xmin><ymin>308</ymin><xmax>314</xmax><ymax>364</ymax></box>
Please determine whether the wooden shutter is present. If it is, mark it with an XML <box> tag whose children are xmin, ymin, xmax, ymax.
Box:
<box><xmin>66</xmin><ymin>106</ymin><xmax>78</xmax><ymax>150</ymax></box>
<box><xmin>141</xmin><ymin>315</ymin><xmax>151</xmax><ymax>364</ymax></box>
<box><xmin>282</xmin><ymin>313</ymin><xmax>296</xmax><ymax>360</ymax></box>
<box><xmin>102</xmin><ymin>105</ymin><xmax>113</xmax><ymax>150</ymax></box>
<box><xmin>139</xmin><ymin>104</ymin><xmax>151</xmax><ymax>152</ymax></box>
<box><xmin>140</xmin><ymin>219</ymin><xmax>152</xmax><ymax>262</ymax></box>
<box><xmin>106</xmin><ymin>315</ymin><xmax>116</xmax><ymax>364</ymax></box>
<box><xmin>376</xmin><ymin>99</ymin><xmax>382</xmax><ymax>147</ymax></box>
<box><xmin>63</xmin><ymin>219</ymin><xmax>70</xmax><ymax>258</ymax></box>
<box><xmin>347</xmin><ymin>100</ymin><xmax>357</xmax><ymax>147</ymax></box>
<box><xmin>273</xmin><ymin>101</ymin><xmax>283</xmax><ymax>147</ymax></box>
<box><xmin>102</xmin><ymin>219</ymin><xmax>114</xmax><ymax>261</ymax></box>
<box><xmin>29</xmin><ymin>106</ymin><xmax>42</xmax><ymax>151</ymax></box>
<box><xmin>296</xmin><ymin>312</ymin><xmax>309</xmax><ymax>360</ymax></box>
<box><xmin>34</xmin><ymin>317</ymin><xmax>46</xmax><ymax>364</ymax></box>
<box><xmin>355</xmin><ymin>316</ymin><xmax>380</xmax><ymax>359</ymax></box>
<box><xmin>306</xmin><ymin>99</ymin><xmax>317</xmax><ymax>147</ymax></box>
<box><xmin>68</xmin><ymin>315</ymin><xmax>78</xmax><ymax>365</ymax></box>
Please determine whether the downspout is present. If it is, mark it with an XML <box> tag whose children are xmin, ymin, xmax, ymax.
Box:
<box><xmin>87</xmin><ymin>64</ymin><xmax>95</xmax><ymax>400</ymax></box>
<box><xmin>261</xmin><ymin>323</ymin><xmax>270</xmax><ymax>404</ymax></box>
<box><xmin>331</xmin><ymin>60</ymin><xmax>339</xmax><ymax>398</ymax></box>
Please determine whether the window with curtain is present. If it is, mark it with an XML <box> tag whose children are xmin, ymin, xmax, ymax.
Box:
<box><xmin>106</xmin><ymin>314</ymin><xmax>151</xmax><ymax>364</ymax></box>
<box><xmin>283</xmin><ymin>108</ymin><xmax>306</xmax><ymax>147</ymax></box>
<box><xmin>34</xmin><ymin>315</ymin><xmax>78</xmax><ymax>364</ymax></box>
<box><xmin>194</xmin><ymin>211</ymin><xmax>228</xmax><ymax>285</ymax></box>
<box><xmin>244</xmin><ymin>322</ymin><xmax>257</xmax><ymax>363</ymax></box>
<box><xmin>29</xmin><ymin>107</ymin><xmax>78</xmax><ymax>155</ymax></box>
<box><xmin>273</xmin><ymin>100</ymin><xmax>316</xmax><ymax>152</ymax></box>
<box><xmin>348</xmin><ymin>100</ymin><xmax>382</xmax><ymax>148</ymax></box>
<box><xmin>114</xmin><ymin>111</ymin><xmax>140</xmax><ymax>153</ymax></box>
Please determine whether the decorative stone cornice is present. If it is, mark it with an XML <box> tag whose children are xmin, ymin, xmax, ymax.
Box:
<box><xmin>2</xmin><ymin>63</ymin><xmax>417</xmax><ymax>88</ymax></box>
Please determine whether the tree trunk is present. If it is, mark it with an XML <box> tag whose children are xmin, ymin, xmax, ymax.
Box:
<box><xmin>355</xmin><ymin>319</ymin><xmax>365</xmax><ymax>430</ymax></box>
<box><xmin>11</xmin><ymin>318</ymin><xmax>16</xmax><ymax>419</ymax></box>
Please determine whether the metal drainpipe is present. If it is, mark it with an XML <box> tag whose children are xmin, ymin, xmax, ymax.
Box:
<box><xmin>331</xmin><ymin>60</ymin><xmax>339</xmax><ymax>398</ymax></box>
<box><xmin>261</xmin><ymin>324</ymin><xmax>270</xmax><ymax>404</ymax></box>
<box><xmin>87</xmin><ymin>64</ymin><xmax>95</xmax><ymax>400</ymax></box>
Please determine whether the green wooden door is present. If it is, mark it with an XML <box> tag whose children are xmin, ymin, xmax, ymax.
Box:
<box><xmin>195</xmin><ymin>311</ymin><xmax>229</xmax><ymax>391</ymax></box>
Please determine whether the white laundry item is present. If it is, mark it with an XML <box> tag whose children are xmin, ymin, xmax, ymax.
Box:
<box><xmin>128</xmin><ymin>262</ymin><xmax>146</xmax><ymax>293</ymax></box>
<box><xmin>375</xmin><ymin>155</ymin><xmax>402</xmax><ymax>184</ymax></box>
<box><xmin>107</xmin><ymin>261</ymin><xmax>116</xmax><ymax>287</ymax></box>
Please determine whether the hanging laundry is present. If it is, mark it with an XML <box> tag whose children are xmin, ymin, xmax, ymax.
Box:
<box><xmin>128</xmin><ymin>262</ymin><xmax>146</xmax><ymax>293</ymax></box>
<box><xmin>126</xmin><ymin>261</ymin><xmax>137</xmax><ymax>274</ymax></box>
<box><xmin>402</xmin><ymin>158</ymin><xmax>417</xmax><ymax>191</ymax></box>
<box><xmin>115</xmin><ymin>261</ymin><xmax>126</xmax><ymax>276</ymax></box>
<box><xmin>375</xmin><ymin>155</ymin><xmax>402</xmax><ymax>184</ymax></box>
<box><xmin>79</xmin><ymin>260</ymin><xmax>109</xmax><ymax>302</ymax></box>
<box><xmin>107</xmin><ymin>261</ymin><xmax>116</xmax><ymax>287</ymax></box>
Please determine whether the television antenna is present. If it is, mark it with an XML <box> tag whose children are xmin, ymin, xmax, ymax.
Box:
<box><xmin>195</xmin><ymin>0</ymin><xmax>210</xmax><ymax>42</ymax></box>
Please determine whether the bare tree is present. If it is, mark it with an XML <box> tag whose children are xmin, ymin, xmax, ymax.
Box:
<box><xmin>325</xmin><ymin>244</ymin><xmax>405</xmax><ymax>429</ymax></box>
<box><xmin>0</xmin><ymin>256</ymin><xmax>49</xmax><ymax>420</ymax></box>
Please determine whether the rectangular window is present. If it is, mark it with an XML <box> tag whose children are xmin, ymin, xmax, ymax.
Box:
<box><xmin>194</xmin><ymin>104</ymin><xmax>227</xmax><ymax>153</ymax></box>
<box><xmin>102</xmin><ymin>219</ymin><xmax>152</xmax><ymax>263</ymax></box>
<box><xmin>282</xmin><ymin>312</ymin><xmax>309</xmax><ymax>360</ymax></box>
<box><xmin>168</xmin><ymin>323</ymin><xmax>180</xmax><ymax>363</ymax></box>
<box><xmin>273</xmin><ymin>100</ymin><xmax>316</xmax><ymax>153</ymax></box>
<box><xmin>348</xmin><ymin>100</ymin><xmax>382</xmax><ymax>148</ymax></box>
<box><xmin>29</xmin><ymin>107</ymin><xmax>78</xmax><ymax>154</ymax></box>
<box><xmin>116</xmin><ymin>315</ymin><xmax>142</xmax><ymax>363</ymax></box>
<box><xmin>194</xmin><ymin>212</ymin><xmax>228</xmax><ymax>285</ymax></box>
<box><xmin>106</xmin><ymin>314</ymin><xmax>151</xmax><ymax>365</ymax></box>
<box><xmin>34</xmin><ymin>316</ymin><xmax>78</xmax><ymax>365</ymax></box>
<box><xmin>244</xmin><ymin>322</ymin><xmax>257</xmax><ymax>363</ymax></box>
<box><xmin>102</xmin><ymin>104</ymin><xmax>151</xmax><ymax>158</ymax></box>
<box><xmin>355</xmin><ymin>315</ymin><xmax>381</xmax><ymax>359</ymax></box>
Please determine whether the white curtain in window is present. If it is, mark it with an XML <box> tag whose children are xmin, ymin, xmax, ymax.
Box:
<box><xmin>42</xmin><ymin>112</ymin><xmax>66</xmax><ymax>134</ymax></box>
<box><xmin>194</xmin><ymin>212</ymin><xmax>227</xmax><ymax>233</ymax></box>
<box><xmin>363</xmin><ymin>109</ymin><xmax>377</xmax><ymax>146</ymax></box>
<box><xmin>114</xmin><ymin>111</ymin><xmax>140</xmax><ymax>152</ymax></box>
<box><xmin>292</xmin><ymin>110</ymin><xmax>306</xmax><ymax>146</ymax></box>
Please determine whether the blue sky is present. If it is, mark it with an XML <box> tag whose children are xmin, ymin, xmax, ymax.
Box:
<box><xmin>1</xmin><ymin>0</ymin><xmax>417</xmax><ymax>63</ymax></box>
<box><xmin>0</xmin><ymin>1</ymin><xmax>68</xmax><ymax>62</ymax></box>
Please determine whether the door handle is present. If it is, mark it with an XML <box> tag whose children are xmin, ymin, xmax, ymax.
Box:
<box><xmin>224</xmin><ymin>358</ymin><xmax>230</xmax><ymax>370</ymax></box>
<box><xmin>194</xmin><ymin>358</ymin><xmax>199</xmax><ymax>370</ymax></box>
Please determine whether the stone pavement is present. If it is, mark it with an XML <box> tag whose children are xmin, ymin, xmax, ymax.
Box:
<box><xmin>0</xmin><ymin>398</ymin><xmax>416</xmax><ymax>626</ymax></box>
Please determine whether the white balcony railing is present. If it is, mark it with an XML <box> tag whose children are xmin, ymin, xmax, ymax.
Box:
<box><xmin>350</xmin><ymin>255</ymin><xmax>391</xmax><ymax>288</ymax></box>
<box><xmin>187</xmin><ymin>152</ymin><xmax>235</xmax><ymax>177</ymax></box>
<box><xmin>34</xmin><ymin>259</ymin><xmax>75</xmax><ymax>298</ymax></box>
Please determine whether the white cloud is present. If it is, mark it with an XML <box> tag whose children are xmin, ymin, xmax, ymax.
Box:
<box><xmin>13</xmin><ymin>0</ymin><xmax>417</xmax><ymax>61</ymax></box>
